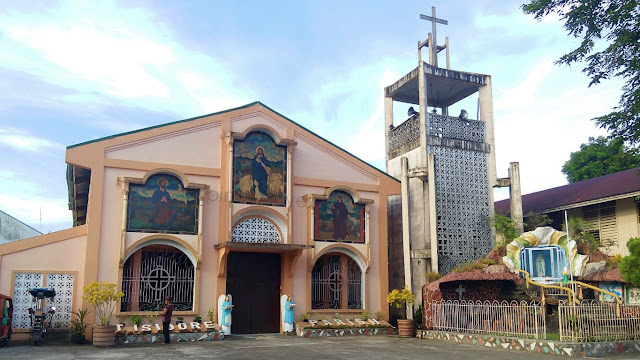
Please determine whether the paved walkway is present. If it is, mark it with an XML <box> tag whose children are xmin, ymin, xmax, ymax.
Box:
<box><xmin>2</xmin><ymin>334</ymin><xmax>639</xmax><ymax>359</ymax></box>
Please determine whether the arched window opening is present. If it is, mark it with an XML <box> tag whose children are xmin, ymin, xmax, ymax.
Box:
<box><xmin>311</xmin><ymin>253</ymin><xmax>362</xmax><ymax>309</ymax></box>
<box><xmin>121</xmin><ymin>244</ymin><xmax>194</xmax><ymax>312</ymax></box>
<box><xmin>231</xmin><ymin>217</ymin><xmax>281</xmax><ymax>244</ymax></box>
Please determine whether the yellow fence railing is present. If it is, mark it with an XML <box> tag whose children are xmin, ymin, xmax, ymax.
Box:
<box><xmin>516</xmin><ymin>269</ymin><xmax>578</xmax><ymax>305</ymax></box>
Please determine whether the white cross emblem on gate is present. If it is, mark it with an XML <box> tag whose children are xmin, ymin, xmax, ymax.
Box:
<box><xmin>142</xmin><ymin>266</ymin><xmax>175</xmax><ymax>300</ymax></box>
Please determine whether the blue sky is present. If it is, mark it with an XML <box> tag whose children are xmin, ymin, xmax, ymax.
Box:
<box><xmin>0</xmin><ymin>0</ymin><xmax>621</xmax><ymax>233</ymax></box>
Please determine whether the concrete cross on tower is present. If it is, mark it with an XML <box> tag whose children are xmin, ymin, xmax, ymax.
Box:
<box><xmin>455</xmin><ymin>284</ymin><xmax>465</xmax><ymax>300</ymax></box>
<box><xmin>420</xmin><ymin>6</ymin><xmax>448</xmax><ymax>67</ymax></box>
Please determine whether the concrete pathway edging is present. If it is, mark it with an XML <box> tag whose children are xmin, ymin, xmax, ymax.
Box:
<box><xmin>418</xmin><ymin>330</ymin><xmax>640</xmax><ymax>357</ymax></box>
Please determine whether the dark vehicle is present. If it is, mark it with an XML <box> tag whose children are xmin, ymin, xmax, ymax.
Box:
<box><xmin>0</xmin><ymin>294</ymin><xmax>12</xmax><ymax>347</ymax></box>
<box><xmin>28</xmin><ymin>288</ymin><xmax>56</xmax><ymax>346</ymax></box>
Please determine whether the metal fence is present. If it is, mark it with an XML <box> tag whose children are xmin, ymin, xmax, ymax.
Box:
<box><xmin>431</xmin><ymin>300</ymin><xmax>546</xmax><ymax>339</ymax></box>
<box><xmin>559</xmin><ymin>300</ymin><xmax>640</xmax><ymax>342</ymax></box>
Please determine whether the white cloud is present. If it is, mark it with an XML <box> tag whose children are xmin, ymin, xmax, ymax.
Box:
<box><xmin>0</xmin><ymin>128</ymin><xmax>63</xmax><ymax>152</ymax></box>
<box><xmin>344</xmin><ymin>68</ymin><xmax>400</xmax><ymax>165</ymax></box>
<box><xmin>0</xmin><ymin>2</ymin><xmax>250</xmax><ymax>118</ymax></box>
<box><xmin>0</xmin><ymin>169</ymin><xmax>70</xmax><ymax>227</ymax></box>
<box><xmin>493</xmin><ymin>58</ymin><xmax>619</xmax><ymax>197</ymax></box>
<box><xmin>0</xmin><ymin>192</ymin><xmax>71</xmax><ymax>229</ymax></box>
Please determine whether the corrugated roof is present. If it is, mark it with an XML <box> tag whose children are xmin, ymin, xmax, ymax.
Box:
<box><xmin>423</xmin><ymin>266</ymin><xmax>520</xmax><ymax>292</ymax></box>
<box><xmin>495</xmin><ymin>167</ymin><xmax>640</xmax><ymax>214</ymax></box>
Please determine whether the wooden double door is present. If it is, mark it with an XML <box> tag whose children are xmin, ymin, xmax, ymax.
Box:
<box><xmin>225</xmin><ymin>252</ymin><xmax>281</xmax><ymax>334</ymax></box>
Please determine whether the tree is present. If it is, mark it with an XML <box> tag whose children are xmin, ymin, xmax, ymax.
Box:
<box><xmin>561</xmin><ymin>136</ymin><xmax>640</xmax><ymax>183</ymax></box>
<box><xmin>522</xmin><ymin>0</ymin><xmax>640</xmax><ymax>145</ymax></box>
<box><xmin>524</xmin><ymin>211</ymin><xmax>552</xmax><ymax>231</ymax></box>
<box><xmin>486</xmin><ymin>213</ymin><xmax>521</xmax><ymax>249</ymax></box>
<box><xmin>620</xmin><ymin>237</ymin><xmax>640</xmax><ymax>285</ymax></box>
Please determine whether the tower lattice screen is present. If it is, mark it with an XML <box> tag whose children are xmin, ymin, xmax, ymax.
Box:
<box><xmin>428</xmin><ymin>114</ymin><xmax>492</xmax><ymax>274</ymax></box>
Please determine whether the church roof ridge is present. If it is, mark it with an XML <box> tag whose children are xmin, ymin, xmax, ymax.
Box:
<box><xmin>66</xmin><ymin>101</ymin><xmax>399</xmax><ymax>183</ymax></box>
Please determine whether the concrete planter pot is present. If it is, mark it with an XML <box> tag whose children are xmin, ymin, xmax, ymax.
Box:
<box><xmin>70</xmin><ymin>334</ymin><xmax>85</xmax><ymax>344</ymax></box>
<box><xmin>397</xmin><ymin>319</ymin><xmax>415</xmax><ymax>338</ymax></box>
<box><xmin>93</xmin><ymin>325</ymin><xmax>116</xmax><ymax>347</ymax></box>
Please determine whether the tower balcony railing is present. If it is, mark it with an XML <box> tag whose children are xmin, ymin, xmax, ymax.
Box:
<box><xmin>389</xmin><ymin>115</ymin><xmax>420</xmax><ymax>152</ymax></box>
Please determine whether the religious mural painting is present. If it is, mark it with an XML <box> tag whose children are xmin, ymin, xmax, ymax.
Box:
<box><xmin>600</xmin><ymin>282</ymin><xmax>623</xmax><ymax>303</ymax></box>
<box><xmin>127</xmin><ymin>174</ymin><xmax>199</xmax><ymax>234</ymax></box>
<box><xmin>626</xmin><ymin>286</ymin><xmax>640</xmax><ymax>305</ymax></box>
<box><xmin>314</xmin><ymin>191</ymin><xmax>364</xmax><ymax>242</ymax></box>
<box><xmin>232</xmin><ymin>131</ymin><xmax>287</xmax><ymax>206</ymax></box>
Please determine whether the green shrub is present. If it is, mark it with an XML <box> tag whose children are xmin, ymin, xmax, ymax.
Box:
<box><xmin>620</xmin><ymin>238</ymin><xmax>640</xmax><ymax>285</ymax></box>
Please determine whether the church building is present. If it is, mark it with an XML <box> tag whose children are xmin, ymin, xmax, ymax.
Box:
<box><xmin>0</xmin><ymin>102</ymin><xmax>400</xmax><ymax>335</ymax></box>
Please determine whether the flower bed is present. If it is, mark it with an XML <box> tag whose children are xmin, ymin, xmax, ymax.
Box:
<box><xmin>295</xmin><ymin>318</ymin><xmax>395</xmax><ymax>337</ymax></box>
<box><xmin>115</xmin><ymin>331</ymin><xmax>223</xmax><ymax>345</ymax></box>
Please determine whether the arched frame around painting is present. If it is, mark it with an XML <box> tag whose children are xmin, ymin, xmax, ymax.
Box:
<box><xmin>305</xmin><ymin>187</ymin><xmax>373</xmax><ymax>243</ymax></box>
<box><xmin>232</xmin><ymin>130</ymin><xmax>287</xmax><ymax>206</ymax></box>
<box><xmin>123</xmin><ymin>169</ymin><xmax>209</xmax><ymax>235</ymax></box>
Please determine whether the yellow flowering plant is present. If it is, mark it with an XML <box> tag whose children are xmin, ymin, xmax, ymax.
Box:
<box><xmin>82</xmin><ymin>281</ymin><xmax>125</xmax><ymax>326</ymax></box>
<box><xmin>387</xmin><ymin>287</ymin><xmax>415</xmax><ymax>319</ymax></box>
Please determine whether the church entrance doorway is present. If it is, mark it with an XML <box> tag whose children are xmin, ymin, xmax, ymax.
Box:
<box><xmin>226</xmin><ymin>252</ymin><xmax>281</xmax><ymax>334</ymax></box>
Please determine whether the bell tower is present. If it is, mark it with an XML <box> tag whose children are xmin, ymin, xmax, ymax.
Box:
<box><xmin>385</xmin><ymin>6</ymin><xmax>497</xmax><ymax>302</ymax></box>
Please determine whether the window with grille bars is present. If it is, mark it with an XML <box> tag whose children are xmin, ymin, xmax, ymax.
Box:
<box><xmin>311</xmin><ymin>253</ymin><xmax>362</xmax><ymax>309</ymax></box>
<box><xmin>121</xmin><ymin>246</ymin><xmax>194</xmax><ymax>312</ymax></box>
<box><xmin>583</xmin><ymin>201</ymin><xmax>617</xmax><ymax>247</ymax></box>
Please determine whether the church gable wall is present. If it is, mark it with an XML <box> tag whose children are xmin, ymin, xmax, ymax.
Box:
<box><xmin>105</xmin><ymin>122</ymin><xmax>222</xmax><ymax>169</ymax></box>
<box><xmin>293</xmin><ymin>133</ymin><xmax>378</xmax><ymax>186</ymax></box>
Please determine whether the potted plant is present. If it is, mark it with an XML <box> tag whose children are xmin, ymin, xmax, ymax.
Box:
<box><xmin>300</xmin><ymin>313</ymin><xmax>310</xmax><ymax>322</ymax></box>
<box><xmin>176</xmin><ymin>316</ymin><xmax>184</xmax><ymax>325</ymax></box>
<box><xmin>207</xmin><ymin>307</ymin><xmax>215</xmax><ymax>323</ymax></box>
<box><xmin>130</xmin><ymin>315</ymin><xmax>142</xmax><ymax>327</ymax></box>
<box><xmin>360</xmin><ymin>311</ymin><xmax>370</xmax><ymax>321</ymax></box>
<box><xmin>70</xmin><ymin>308</ymin><xmax>91</xmax><ymax>344</ymax></box>
<box><xmin>193</xmin><ymin>315</ymin><xmax>202</xmax><ymax>324</ymax></box>
<box><xmin>82</xmin><ymin>281</ymin><xmax>124</xmax><ymax>347</ymax></box>
<box><xmin>375</xmin><ymin>311</ymin><xmax>383</xmax><ymax>321</ymax></box>
<box><xmin>387</xmin><ymin>286</ymin><xmax>415</xmax><ymax>337</ymax></box>
<box><xmin>129</xmin><ymin>315</ymin><xmax>143</xmax><ymax>333</ymax></box>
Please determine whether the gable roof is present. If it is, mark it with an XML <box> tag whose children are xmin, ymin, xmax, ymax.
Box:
<box><xmin>67</xmin><ymin>101</ymin><xmax>398</xmax><ymax>183</ymax></box>
<box><xmin>495</xmin><ymin>167</ymin><xmax>640</xmax><ymax>215</ymax></box>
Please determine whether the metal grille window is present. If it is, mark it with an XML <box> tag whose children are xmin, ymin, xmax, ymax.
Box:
<box><xmin>231</xmin><ymin>217</ymin><xmax>281</xmax><ymax>244</ymax></box>
<box><xmin>583</xmin><ymin>201</ymin><xmax>617</xmax><ymax>246</ymax></box>
<box><xmin>311</xmin><ymin>253</ymin><xmax>362</xmax><ymax>309</ymax></box>
<box><xmin>121</xmin><ymin>248</ymin><xmax>194</xmax><ymax>312</ymax></box>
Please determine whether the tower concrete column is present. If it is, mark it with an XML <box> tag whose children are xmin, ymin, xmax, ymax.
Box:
<box><xmin>509</xmin><ymin>162</ymin><xmax>524</xmax><ymax>234</ymax></box>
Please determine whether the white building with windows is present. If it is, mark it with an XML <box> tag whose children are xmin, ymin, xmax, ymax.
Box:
<box><xmin>495</xmin><ymin>167</ymin><xmax>640</xmax><ymax>256</ymax></box>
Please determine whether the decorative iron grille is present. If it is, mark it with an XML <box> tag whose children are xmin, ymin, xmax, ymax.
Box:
<box><xmin>231</xmin><ymin>217</ymin><xmax>281</xmax><ymax>244</ymax></box>
<box><xmin>559</xmin><ymin>300</ymin><xmax>640</xmax><ymax>342</ymax></box>
<box><xmin>311</xmin><ymin>254</ymin><xmax>362</xmax><ymax>309</ymax></box>
<box><xmin>389</xmin><ymin>116</ymin><xmax>420</xmax><ymax>151</ymax></box>
<box><xmin>430</xmin><ymin>300</ymin><xmax>546</xmax><ymax>339</ymax></box>
<box><xmin>428</xmin><ymin>114</ymin><xmax>492</xmax><ymax>274</ymax></box>
<box><xmin>121</xmin><ymin>251</ymin><xmax>194</xmax><ymax>312</ymax></box>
